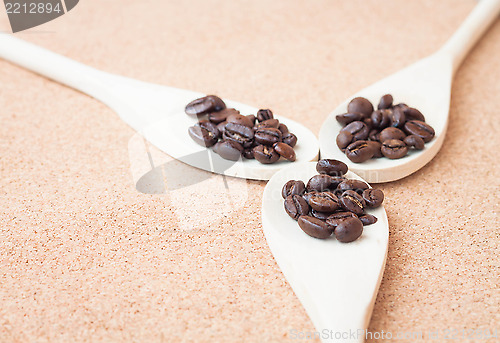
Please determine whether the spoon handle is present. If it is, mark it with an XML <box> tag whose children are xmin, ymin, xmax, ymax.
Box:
<box><xmin>438</xmin><ymin>0</ymin><xmax>500</xmax><ymax>73</ymax></box>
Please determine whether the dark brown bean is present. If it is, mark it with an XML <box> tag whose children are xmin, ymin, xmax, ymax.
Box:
<box><xmin>302</xmin><ymin>191</ymin><xmax>319</xmax><ymax>205</ymax></box>
<box><xmin>338</xmin><ymin>179</ymin><xmax>369</xmax><ymax>193</ymax></box>
<box><xmin>246</xmin><ymin>114</ymin><xmax>256</xmax><ymax>125</ymax></box>
<box><xmin>227</xmin><ymin>114</ymin><xmax>254</xmax><ymax>128</ymax></box>
<box><xmin>284</xmin><ymin>195</ymin><xmax>309</xmax><ymax>220</ymax></box>
<box><xmin>278</xmin><ymin>123</ymin><xmax>289</xmax><ymax>135</ymax></box>
<box><xmin>255</xmin><ymin>128</ymin><xmax>282</xmax><ymax>146</ymax></box>
<box><xmin>339</xmin><ymin>190</ymin><xmax>366</xmax><ymax>215</ymax></box>
<box><xmin>316</xmin><ymin>159</ymin><xmax>348</xmax><ymax>176</ymax></box>
<box><xmin>362</xmin><ymin>189</ymin><xmax>384</xmax><ymax>208</ymax></box>
<box><xmin>188</xmin><ymin>120</ymin><xmax>220</xmax><ymax>147</ymax></box>
<box><xmin>213</xmin><ymin>140</ymin><xmax>243</xmax><ymax>161</ymax></box>
<box><xmin>336</xmin><ymin>131</ymin><xmax>354</xmax><ymax>150</ymax></box>
<box><xmin>347</xmin><ymin>97</ymin><xmax>374</xmax><ymax>118</ymax></box>
<box><xmin>359</xmin><ymin>214</ymin><xmax>378</xmax><ymax>226</ymax></box>
<box><xmin>381</xmin><ymin>139</ymin><xmax>408</xmax><ymax>159</ymax></box>
<box><xmin>389</xmin><ymin>107</ymin><xmax>406</xmax><ymax>128</ymax></box>
<box><xmin>336</xmin><ymin>112</ymin><xmax>364</xmax><ymax>126</ymax></box>
<box><xmin>223</xmin><ymin>122</ymin><xmax>254</xmax><ymax>147</ymax></box>
<box><xmin>404</xmin><ymin>120</ymin><xmax>435</xmax><ymax>143</ymax></box>
<box><xmin>379</xmin><ymin>127</ymin><xmax>406</xmax><ymax>143</ymax></box>
<box><xmin>404</xmin><ymin>135</ymin><xmax>425</xmax><ymax>150</ymax></box>
<box><xmin>273</xmin><ymin>142</ymin><xmax>296</xmax><ymax>161</ymax></box>
<box><xmin>310</xmin><ymin>209</ymin><xmax>332</xmax><ymax>221</ymax></box>
<box><xmin>242</xmin><ymin>148</ymin><xmax>254</xmax><ymax>159</ymax></box>
<box><xmin>366</xmin><ymin>141</ymin><xmax>382</xmax><ymax>158</ymax></box>
<box><xmin>298</xmin><ymin>215</ymin><xmax>333</xmax><ymax>239</ymax></box>
<box><xmin>368</xmin><ymin>129</ymin><xmax>380</xmax><ymax>142</ymax></box>
<box><xmin>256</xmin><ymin>118</ymin><xmax>280</xmax><ymax>129</ymax></box>
<box><xmin>378</xmin><ymin>94</ymin><xmax>393</xmax><ymax>110</ymax></box>
<box><xmin>335</xmin><ymin>217</ymin><xmax>363</xmax><ymax>243</ymax></box>
<box><xmin>282</xmin><ymin>132</ymin><xmax>298</xmax><ymax>147</ymax></box>
<box><xmin>253</xmin><ymin>145</ymin><xmax>280</xmax><ymax>164</ymax></box>
<box><xmin>217</xmin><ymin>121</ymin><xmax>228</xmax><ymax>133</ymax></box>
<box><xmin>345</xmin><ymin>140</ymin><xmax>374</xmax><ymax>163</ymax></box>
<box><xmin>341</xmin><ymin>121</ymin><xmax>369</xmax><ymax>141</ymax></box>
<box><xmin>326</xmin><ymin>212</ymin><xmax>358</xmax><ymax>228</ymax></box>
<box><xmin>404</xmin><ymin>107</ymin><xmax>426</xmax><ymax>122</ymax></box>
<box><xmin>371</xmin><ymin>110</ymin><xmax>391</xmax><ymax>130</ymax></box>
<box><xmin>309</xmin><ymin>192</ymin><xmax>339</xmax><ymax>213</ymax></box>
<box><xmin>306</xmin><ymin>175</ymin><xmax>334</xmax><ymax>192</ymax></box>
<box><xmin>282</xmin><ymin>180</ymin><xmax>306</xmax><ymax>199</ymax></box>
<box><xmin>185</xmin><ymin>95</ymin><xmax>226</xmax><ymax>116</ymax></box>
<box><xmin>257</xmin><ymin>109</ymin><xmax>274</xmax><ymax>122</ymax></box>
<box><xmin>208</xmin><ymin>108</ymin><xmax>240</xmax><ymax>123</ymax></box>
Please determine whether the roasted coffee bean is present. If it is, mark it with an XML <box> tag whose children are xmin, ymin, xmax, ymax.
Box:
<box><xmin>371</xmin><ymin>110</ymin><xmax>391</xmax><ymax>129</ymax></box>
<box><xmin>341</xmin><ymin>121</ymin><xmax>369</xmax><ymax>141</ymax></box>
<box><xmin>404</xmin><ymin>120</ymin><xmax>435</xmax><ymax>143</ymax></box>
<box><xmin>393</xmin><ymin>103</ymin><xmax>409</xmax><ymax>111</ymax></box>
<box><xmin>284</xmin><ymin>195</ymin><xmax>309</xmax><ymax>220</ymax></box>
<box><xmin>404</xmin><ymin>107</ymin><xmax>425</xmax><ymax>122</ymax></box>
<box><xmin>336</xmin><ymin>131</ymin><xmax>354</xmax><ymax>150</ymax></box>
<box><xmin>302</xmin><ymin>191</ymin><xmax>319</xmax><ymax>204</ymax></box>
<box><xmin>246</xmin><ymin>114</ymin><xmax>256</xmax><ymax>125</ymax></box>
<box><xmin>309</xmin><ymin>192</ymin><xmax>339</xmax><ymax>213</ymax></box>
<box><xmin>381</xmin><ymin>139</ymin><xmax>408</xmax><ymax>159</ymax></box>
<box><xmin>242</xmin><ymin>148</ymin><xmax>254</xmax><ymax>159</ymax></box>
<box><xmin>257</xmin><ymin>109</ymin><xmax>274</xmax><ymax>122</ymax></box>
<box><xmin>362</xmin><ymin>189</ymin><xmax>384</xmax><ymax>208</ymax></box>
<box><xmin>390</xmin><ymin>107</ymin><xmax>406</xmax><ymax>128</ymax></box>
<box><xmin>282</xmin><ymin>180</ymin><xmax>306</xmax><ymax>199</ymax></box>
<box><xmin>330</xmin><ymin>177</ymin><xmax>346</xmax><ymax>189</ymax></box>
<box><xmin>378</xmin><ymin>94</ymin><xmax>393</xmax><ymax>110</ymax></box>
<box><xmin>359</xmin><ymin>214</ymin><xmax>377</xmax><ymax>226</ymax></box>
<box><xmin>345</xmin><ymin>140</ymin><xmax>374</xmax><ymax>163</ymax></box>
<box><xmin>316</xmin><ymin>159</ymin><xmax>348</xmax><ymax>176</ymax></box>
<box><xmin>278</xmin><ymin>123</ymin><xmax>289</xmax><ymax>134</ymax></box>
<box><xmin>335</xmin><ymin>217</ymin><xmax>363</xmax><ymax>243</ymax></box>
<box><xmin>298</xmin><ymin>215</ymin><xmax>333</xmax><ymax>239</ymax></box>
<box><xmin>255</xmin><ymin>128</ymin><xmax>282</xmax><ymax>146</ymax></box>
<box><xmin>274</xmin><ymin>142</ymin><xmax>296</xmax><ymax>161</ymax></box>
<box><xmin>217</xmin><ymin>121</ymin><xmax>228</xmax><ymax>133</ymax></box>
<box><xmin>282</xmin><ymin>132</ymin><xmax>298</xmax><ymax>147</ymax></box>
<box><xmin>185</xmin><ymin>95</ymin><xmax>226</xmax><ymax>116</ymax></box>
<box><xmin>310</xmin><ymin>209</ymin><xmax>331</xmax><ymax>221</ymax></box>
<box><xmin>347</xmin><ymin>97</ymin><xmax>374</xmax><ymax>118</ymax></box>
<box><xmin>253</xmin><ymin>145</ymin><xmax>280</xmax><ymax>164</ymax></box>
<box><xmin>338</xmin><ymin>179</ymin><xmax>369</xmax><ymax>193</ymax></box>
<box><xmin>364</xmin><ymin>117</ymin><xmax>373</xmax><ymax>129</ymax></box>
<box><xmin>224</xmin><ymin>122</ymin><xmax>254</xmax><ymax>147</ymax></box>
<box><xmin>336</xmin><ymin>112</ymin><xmax>364</xmax><ymax>126</ymax></box>
<box><xmin>306</xmin><ymin>175</ymin><xmax>334</xmax><ymax>192</ymax></box>
<box><xmin>379</xmin><ymin>127</ymin><xmax>406</xmax><ymax>143</ymax></box>
<box><xmin>213</xmin><ymin>140</ymin><xmax>243</xmax><ymax>161</ymax></box>
<box><xmin>326</xmin><ymin>212</ymin><xmax>358</xmax><ymax>228</ymax></box>
<box><xmin>227</xmin><ymin>113</ymin><xmax>254</xmax><ymax>128</ymax></box>
<box><xmin>256</xmin><ymin>118</ymin><xmax>280</xmax><ymax>129</ymax></box>
<box><xmin>208</xmin><ymin>108</ymin><xmax>240</xmax><ymax>123</ymax></box>
<box><xmin>404</xmin><ymin>135</ymin><xmax>425</xmax><ymax>150</ymax></box>
<box><xmin>366</xmin><ymin>141</ymin><xmax>382</xmax><ymax>158</ymax></box>
<box><xmin>368</xmin><ymin>129</ymin><xmax>380</xmax><ymax>142</ymax></box>
<box><xmin>188</xmin><ymin>120</ymin><xmax>220</xmax><ymax>147</ymax></box>
<box><xmin>339</xmin><ymin>190</ymin><xmax>366</xmax><ymax>215</ymax></box>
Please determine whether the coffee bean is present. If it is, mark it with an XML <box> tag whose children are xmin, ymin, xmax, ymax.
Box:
<box><xmin>242</xmin><ymin>148</ymin><xmax>254</xmax><ymax>159</ymax></box>
<box><xmin>371</xmin><ymin>110</ymin><xmax>390</xmax><ymax>129</ymax></box>
<box><xmin>208</xmin><ymin>108</ymin><xmax>240</xmax><ymax>123</ymax></box>
<box><xmin>393</xmin><ymin>103</ymin><xmax>409</xmax><ymax>111</ymax></box>
<box><xmin>282</xmin><ymin>180</ymin><xmax>306</xmax><ymax>199</ymax></box>
<box><xmin>298</xmin><ymin>215</ymin><xmax>333</xmax><ymax>239</ymax></box>
<box><xmin>404</xmin><ymin>135</ymin><xmax>425</xmax><ymax>150</ymax></box>
<box><xmin>362</xmin><ymin>189</ymin><xmax>384</xmax><ymax>208</ymax></box>
<box><xmin>359</xmin><ymin>214</ymin><xmax>378</xmax><ymax>226</ymax></box>
<box><xmin>255</xmin><ymin>128</ymin><xmax>282</xmax><ymax>146</ymax></box>
<box><xmin>379</xmin><ymin>127</ymin><xmax>406</xmax><ymax>143</ymax></box>
<box><xmin>329</xmin><ymin>177</ymin><xmax>346</xmax><ymax>189</ymax></box>
<box><xmin>378</xmin><ymin>94</ymin><xmax>393</xmax><ymax>110</ymax></box>
<box><xmin>256</xmin><ymin>118</ymin><xmax>280</xmax><ymax>129</ymax></box>
<box><xmin>336</xmin><ymin>112</ymin><xmax>364</xmax><ymax>126</ymax></box>
<box><xmin>302</xmin><ymin>191</ymin><xmax>319</xmax><ymax>204</ymax></box>
<box><xmin>213</xmin><ymin>140</ymin><xmax>243</xmax><ymax>161</ymax></box>
<box><xmin>227</xmin><ymin>113</ymin><xmax>254</xmax><ymax>128</ymax></box>
<box><xmin>368</xmin><ymin>129</ymin><xmax>380</xmax><ymax>142</ymax></box>
<box><xmin>224</xmin><ymin>122</ymin><xmax>254</xmax><ymax>147</ymax></box>
<box><xmin>278</xmin><ymin>123</ymin><xmax>289</xmax><ymax>135</ymax></box>
<box><xmin>338</xmin><ymin>179</ymin><xmax>369</xmax><ymax>193</ymax></box>
<box><xmin>253</xmin><ymin>145</ymin><xmax>280</xmax><ymax>164</ymax></box>
<box><xmin>284</xmin><ymin>195</ymin><xmax>309</xmax><ymax>220</ymax></box>
<box><xmin>246</xmin><ymin>114</ymin><xmax>256</xmax><ymax>125</ymax></box>
<box><xmin>404</xmin><ymin>107</ymin><xmax>426</xmax><ymax>122</ymax></box>
<box><xmin>316</xmin><ymin>159</ymin><xmax>348</xmax><ymax>176</ymax></box>
<box><xmin>336</xmin><ymin>131</ymin><xmax>354</xmax><ymax>150</ymax></box>
<box><xmin>257</xmin><ymin>109</ymin><xmax>274</xmax><ymax>122</ymax></box>
<box><xmin>310</xmin><ymin>209</ymin><xmax>331</xmax><ymax>221</ymax></box>
<box><xmin>188</xmin><ymin>120</ymin><xmax>220</xmax><ymax>147</ymax></box>
<box><xmin>364</xmin><ymin>117</ymin><xmax>374</xmax><ymax>129</ymax></box>
<box><xmin>185</xmin><ymin>95</ymin><xmax>226</xmax><ymax>116</ymax></box>
<box><xmin>366</xmin><ymin>141</ymin><xmax>382</xmax><ymax>158</ymax></box>
<box><xmin>347</xmin><ymin>97</ymin><xmax>374</xmax><ymax>118</ymax></box>
<box><xmin>306</xmin><ymin>175</ymin><xmax>334</xmax><ymax>192</ymax></box>
<box><xmin>404</xmin><ymin>120</ymin><xmax>435</xmax><ymax>143</ymax></box>
<box><xmin>217</xmin><ymin>121</ymin><xmax>228</xmax><ymax>133</ymax></box>
<box><xmin>273</xmin><ymin>142</ymin><xmax>296</xmax><ymax>161</ymax></box>
<box><xmin>282</xmin><ymin>132</ymin><xmax>298</xmax><ymax>147</ymax></box>
<box><xmin>339</xmin><ymin>190</ymin><xmax>366</xmax><ymax>215</ymax></box>
<box><xmin>390</xmin><ymin>107</ymin><xmax>406</xmax><ymax>128</ymax></box>
<box><xmin>341</xmin><ymin>121</ymin><xmax>369</xmax><ymax>141</ymax></box>
<box><xmin>335</xmin><ymin>217</ymin><xmax>363</xmax><ymax>243</ymax></box>
<box><xmin>381</xmin><ymin>139</ymin><xmax>408</xmax><ymax>159</ymax></box>
<box><xmin>309</xmin><ymin>192</ymin><xmax>339</xmax><ymax>213</ymax></box>
<box><xmin>326</xmin><ymin>212</ymin><xmax>358</xmax><ymax>228</ymax></box>
<box><xmin>345</xmin><ymin>140</ymin><xmax>374</xmax><ymax>163</ymax></box>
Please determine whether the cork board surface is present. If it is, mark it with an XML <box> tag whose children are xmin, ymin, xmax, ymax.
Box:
<box><xmin>1</xmin><ymin>1</ymin><xmax>499</xmax><ymax>342</ymax></box>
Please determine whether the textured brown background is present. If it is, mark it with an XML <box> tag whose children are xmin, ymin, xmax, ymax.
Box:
<box><xmin>1</xmin><ymin>0</ymin><xmax>499</xmax><ymax>342</ymax></box>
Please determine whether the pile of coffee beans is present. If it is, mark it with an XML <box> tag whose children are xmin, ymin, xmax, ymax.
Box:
<box><xmin>282</xmin><ymin>159</ymin><xmax>384</xmax><ymax>243</ymax></box>
<box><xmin>186</xmin><ymin>95</ymin><xmax>298</xmax><ymax>164</ymax></box>
<box><xmin>336</xmin><ymin>95</ymin><xmax>435</xmax><ymax>162</ymax></box>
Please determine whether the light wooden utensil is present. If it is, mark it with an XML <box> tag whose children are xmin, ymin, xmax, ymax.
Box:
<box><xmin>319</xmin><ymin>0</ymin><xmax>500</xmax><ymax>183</ymax></box>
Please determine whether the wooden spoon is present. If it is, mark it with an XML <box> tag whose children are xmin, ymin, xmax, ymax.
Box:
<box><xmin>319</xmin><ymin>0</ymin><xmax>500</xmax><ymax>183</ymax></box>
<box><xmin>0</xmin><ymin>35</ymin><xmax>319</xmax><ymax>180</ymax></box>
